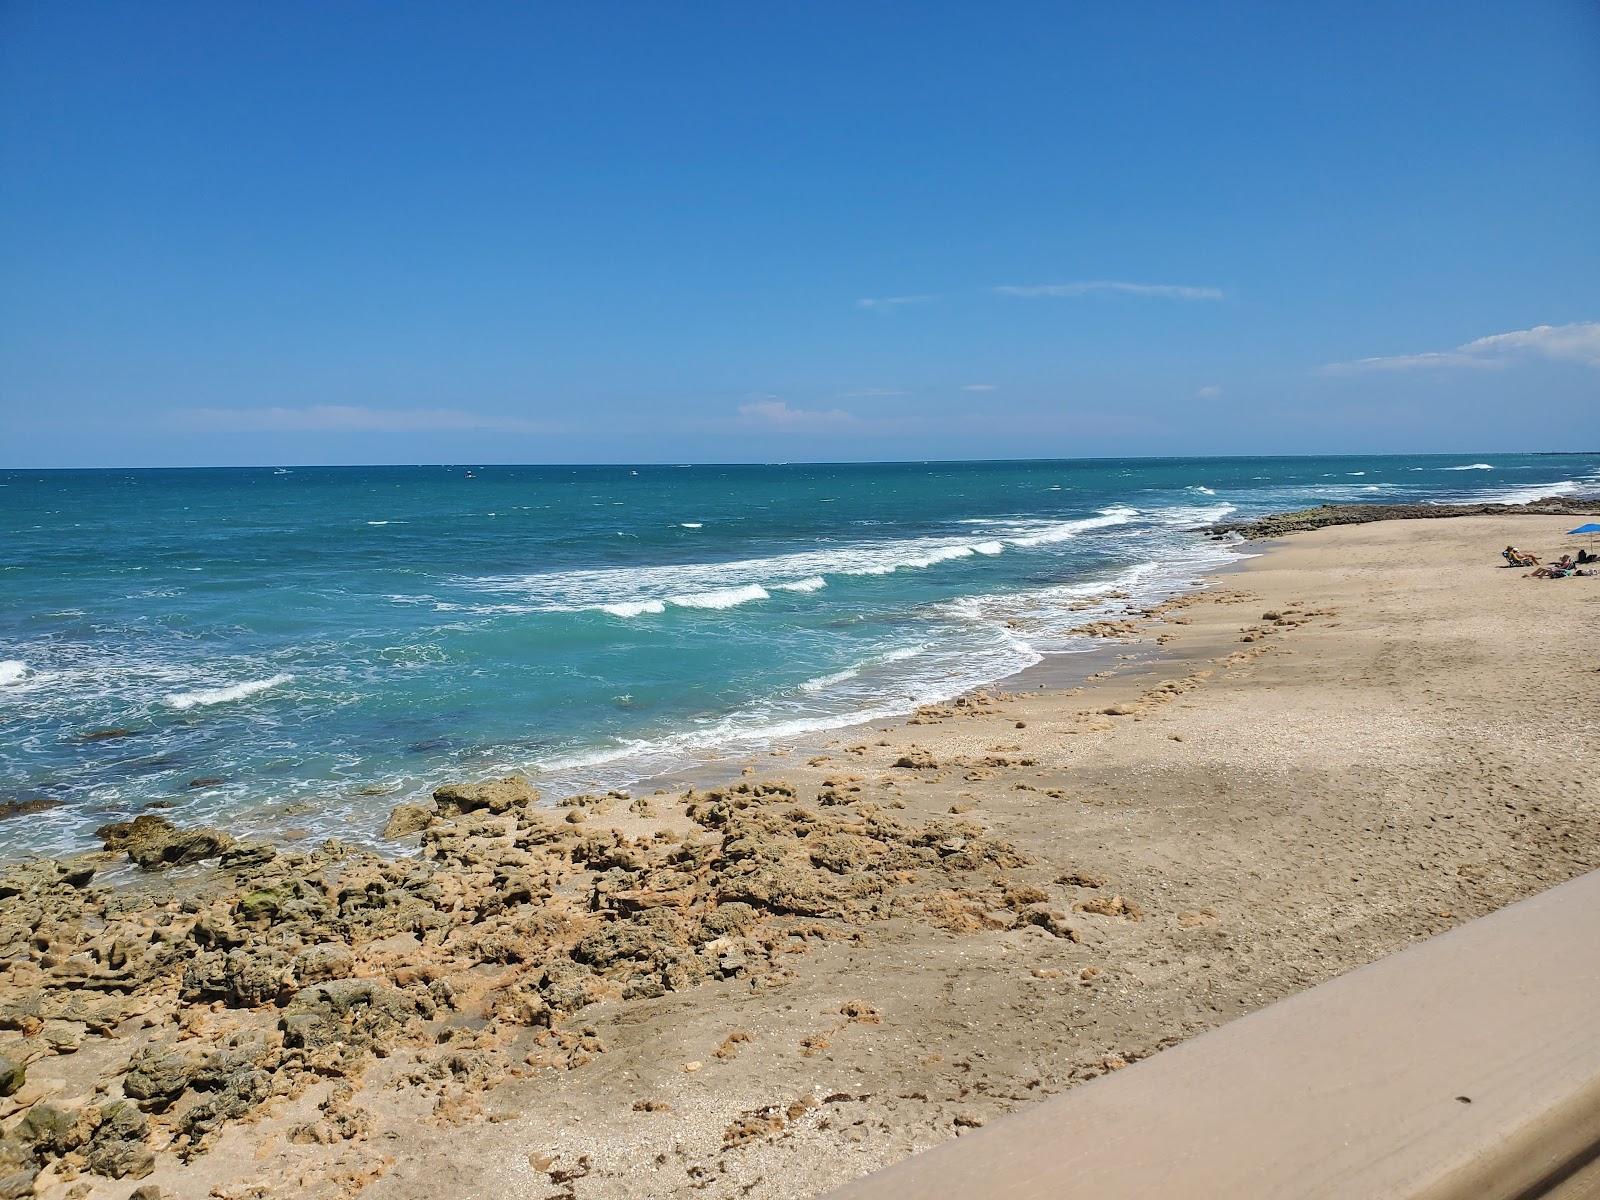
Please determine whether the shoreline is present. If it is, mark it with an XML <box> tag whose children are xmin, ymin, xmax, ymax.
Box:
<box><xmin>9</xmin><ymin>494</ymin><xmax>1595</xmax><ymax>865</ymax></box>
<box><xmin>1</xmin><ymin>509</ymin><xmax>1597</xmax><ymax>1198</ymax></box>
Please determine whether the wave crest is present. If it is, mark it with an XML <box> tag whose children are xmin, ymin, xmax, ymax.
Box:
<box><xmin>601</xmin><ymin>600</ymin><xmax>666</xmax><ymax>618</ymax></box>
<box><xmin>166</xmin><ymin>673</ymin><xmax>293</xmax><ymax>711</ymax></box>
<box><xmin>668</xmin><ymin>584</ymin><xmax>770</xmax><ymax>610</ymax></box>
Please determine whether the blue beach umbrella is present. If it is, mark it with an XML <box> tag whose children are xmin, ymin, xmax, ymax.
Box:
<box><xmin>1569</xmin><ymin>522</ymin><xmax>1600</xmax><ymax>548</ymax></box>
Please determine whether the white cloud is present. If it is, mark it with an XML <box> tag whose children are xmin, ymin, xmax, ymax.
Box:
<box><xmin>993</xmin><ymin>280</ymin><xmax>1225</xmax><ymax>301</ymax></box>
<box><xmin>1193</xmin><ymin>384</ymin><xmax>1224</xmax><ymax>399</ymax></box>
<box><xmin>1459</xmin><ymin>322</ymin><xmax>1600</xmax><ymax>365</ymax></box>
<box><xmin>837</xmin><ymin>387</ymin><xmax>908</xmax><ymax>398</ymax></box>
<box><xmin>856</xmin><ymin>293</ymin><xmax>941</xmax><ymax>311</ymax></box>
<box><xmin>962</xmin><ymin>383</ymin><xmax>996</xmax><ymax>392</ymax></box>
<box><xmin>1325</xmin><ymin>321</ymin><xmax>1600</xmax><ymax>373</ymax></box>
<box><xmin>173</xmin><ymin>405</ymin><xmax>560</xmax><ymax>434</ymax></box>
<box><xmin>736</xmin><ymin>398</ymin><xmax>857</xmax><ymax>431</ymax></box>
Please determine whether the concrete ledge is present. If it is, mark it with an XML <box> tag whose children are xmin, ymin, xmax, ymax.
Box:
<box><xmin>825</xmin><ymin>869</ymin><xmax>1600</xmax><ymax>1200</ymax></box>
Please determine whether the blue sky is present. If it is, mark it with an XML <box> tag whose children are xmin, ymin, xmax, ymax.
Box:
<box><xmin>2</xmin><ymin>1</ymin><xmax>1597</xmax><ymax>467</ymax></box>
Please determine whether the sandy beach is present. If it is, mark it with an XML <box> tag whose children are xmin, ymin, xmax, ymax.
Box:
<box><xmin>3</xmin><ymin>511</ymin><xmax>1598</xmax><ymax>1200</ymax></box>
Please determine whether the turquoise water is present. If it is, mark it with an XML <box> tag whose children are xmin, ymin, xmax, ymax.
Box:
<box><xmin>3</xmin><ymin>454</ymin><xmax>1597</xmax><ymax>858</ymax></box>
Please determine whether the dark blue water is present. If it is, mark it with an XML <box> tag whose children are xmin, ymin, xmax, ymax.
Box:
<box><xmin>3</xmin><ymin>454</ymin><xmax>1595</xmax><ymax>857</ymax></box>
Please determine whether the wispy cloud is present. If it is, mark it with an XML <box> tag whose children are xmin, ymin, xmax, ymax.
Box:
<box><xmin>1324</xmin><ymin>322</ymin><xmax>1600</xmax><ymax>373</ymax></box>
<box><xmin>836</xmin><ymin>387</ymin><xmax>908</xmax><ymax>398</ymax></box>
<box><xmin>1323</xmin><ymin>352</ymin><xmax>1505</xmax><ymax>373</ymax></box>
<box><xmin>962</xmin><ymin>383</ymin><xmax>996</xmax><ymax>392</ymax></box>
<box><xmin>856</xmin><ymin>293</ymin><xmax>941</xmax><ymax>312</ymax></box>
<box><xmin>993</xmin><ymin>280</ymin><xmax>1225</xmax><ymax>301</ymax></box>
<box><xmin>1193</xmin><ymin>384</ymin><xmax>1224</xmax><ymax>399</ymax></box>
<box><xmin>172</xmin><ymin>405</ymin><xmax>561</xmax><ymax>434</ymax></box>
<box><xmin>736</xmin><ymin>397</ymin><xmax>857</xmax><ymax>431</ymax></box>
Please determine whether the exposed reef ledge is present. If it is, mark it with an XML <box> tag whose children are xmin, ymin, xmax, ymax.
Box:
<box><xmin>1204</xmin><ymin>495</ymin><xmax>1600</xmax><ymax>541</ymax></box>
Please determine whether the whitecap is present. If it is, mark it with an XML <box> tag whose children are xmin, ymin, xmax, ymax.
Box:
<box><xmin>367</xmin><ymin>520</ymin><xmax>390</xmax><ymax>526</ymax></box>
<box><xmin>1188</xmin><ymin>485</ymin><xmax>1217</xmax><ymax>495</ymax></box>
<box><xmin>1007</xmin><ymin>506</ymin><xmax>1138</xmax><ymax>547</ymax></box>
<box><xmin>680</xmin><ymin>522</ymin><xmax>704</xmax><ymax>529</ymax></box>
<box><xmin>0</xmin><ymin>660</ymin><xmax>28</xmax><ymax>687</ymax></box>
<box><xmin>166</xmin><ymin>673</ymin><xmax>293</xmax><ymax>711</ymax></box>
<box><xmin>601</xmin><ymin>600</ymin><xmax>667</xmax><ymax>618</ymax></box>
<box><xmin>1473</xmin><ymin>479</ymin><xmax>1578</xmax><ymax>506</ymax></box>
<box><xmin>972</xmin><ymin>541</ymin><xmax>1004</xmax><ymax>555</ymax></box>
<box><xmin>775</xmin><ymin>577</ymin><xmax>827</xmax><ymax>592</ymax></box>
<box><xmin>667</xmin><ymin>584</ymin><xmax>770</xmax><ymax>610</ymax></box>
<box><xmin>1444</xmin><ymin>463</ymin><xmax>1494</xmax><ymax>471</ymax></box>
<box><xmin>902</xmin><ymin>545</ymin><xmax>977</xmax><ymax>569</ymax></box>
<box><xmin>799</xmin><ymin>666</ymin><xmax>861</xmax><ymax>693</ymax></box>
<box><xmin>464</xmin><ymin>506</ymin><xmax>1131</xmax><ymax>610</ymax></box>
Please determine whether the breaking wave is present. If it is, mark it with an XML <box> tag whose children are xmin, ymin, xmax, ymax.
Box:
<box><xmin>668</xmin><ymin>584</ymin><xmax>770</xmax><ymax>610</ymax></box>
<box><xmin>166</xmin><ymin>673</ymin><xmax>294</xmax><ymax>711</ymax></box>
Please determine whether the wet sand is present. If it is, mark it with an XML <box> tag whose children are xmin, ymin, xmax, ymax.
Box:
<box><xmin>4</xmin><ymin>513</ymin><xmax>1598</xmax><ymax>1200</ymax></box>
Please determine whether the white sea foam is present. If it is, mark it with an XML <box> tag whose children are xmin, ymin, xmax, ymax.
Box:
<box><xmin>680</xmin><ymin>523</ymin><xmax>703</xmax><ymax>529</ymax></box>
<box><xmin>1007</xmin><ymin>506</ymin><xmax>1137</xmax><ymax>547</ymax></box>
<box><xmin>464</xmin><ymin>504</ymin><xmax>1155</xmax><ymax>618</ymax></box>
<box><xmin>799</xmin><ymin>666</ymin><xmax>861</xmax><ymax>693</ymax></box>
<box><xmin>0</xmin><ymin>661</ymin><xmax>28</xmax><ymax>687</ymax></box>
<box><xmin>601</xmin><ymin>600</ymin><xmax>667</xmax><ymax>618</ymax></box>
<box><xmin>1473</xmin><ymin>478</ymin><xmax>1579</xmax><ymax>506</ymax></box>
<box><xmin>1188</xmin><ymin>485</ymin><xmax>1217</xmax><ymax>495</ymax></box>
<box><xmin>165</xmin><ymin>673</ymin><xmax>293</xmax><ymax>711</ymax></box>
<box><xmin>1444</xmin><ymin>463</ymin><xmax>1494</xmax><ymax>470</ymax></box>
<box><xmin>533</xmin><ymin>632</ymin><xmax>1041</xmax><ymax>783</ymax></box>
<box><xmin>877</xmin><ymin>645</ymin><xmax>926</xmax><ymax>664</ymax></box>
<box><xmin>668</xmin><ymin>584</ymin><xmax>770</xmax><ymax>610</ymax></box>
<box><xmin>367</xmin><ymin>520</ymin><xmax>390</xmax><ymax>526</ymax></box>
<box><xmin>902</xmin><ymin>545</ymin><xmax>976</xmax><ymax>568</ymax></box>
<box><xmin>795</xmin><ymin>644</ymin><xmax>926</xmax><ymax>695</ymax></box>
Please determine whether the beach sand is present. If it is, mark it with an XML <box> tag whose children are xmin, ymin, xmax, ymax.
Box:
<box><xmin>4</xmin><ymin>513</ymin><xmax>1597</xmax><ymax>1200</ymax></box>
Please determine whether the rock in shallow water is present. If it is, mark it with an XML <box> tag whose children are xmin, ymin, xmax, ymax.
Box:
<box><xmin>432</xmin><ymin>775</ymin><xmax>539</xmax><ymax>816</ymax></box>
<box><xmin>96</xmin><ymin>814</ymin><xmax>235</xmax><ymax>871</ymax></box>
<box><xmin>381</xmin><ymin>802</ymin><xmax>434</xmax><ymax>839</ymax></box>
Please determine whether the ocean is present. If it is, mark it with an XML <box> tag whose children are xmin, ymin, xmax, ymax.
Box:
<box><xmin>3</xmin><ymin>453</ymin><xmax>1597</xmax><ymax>859</ymax></box>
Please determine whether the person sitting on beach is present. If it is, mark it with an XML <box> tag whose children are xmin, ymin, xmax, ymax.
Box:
<box><xmin>1577</xmin><ymin>548</ymin><xmax>1597</xmax><ymax>564</ymax></box>
<box><xmin>1503</xmin><ymin>546</ymin><xmax>1538</xmax><ymax>567</ymax></box>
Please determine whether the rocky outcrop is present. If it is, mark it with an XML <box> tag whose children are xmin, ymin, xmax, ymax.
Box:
<box><xmin>432</xmin><ymin>775</ymin><xmax>539</xmax><ymax>816</ymax></box>
<box><xmin>1205</xmin><ymin>496</ymin><xmax>1600</xmax><ymax>541</ymax></box>
<box><xmin>380</xmin><ymin>802</ymin><xmax>434</xmax><ymax>839</ymax></box>
<box><xmin>96</xmin><ymin>814</ymin><xmax>234</xmax><ymax>870</ymax></box>
<box><xmin>0</xmin><ymin>772</ymin><xmax>1054</xmax><ymax>1190</ymax></box>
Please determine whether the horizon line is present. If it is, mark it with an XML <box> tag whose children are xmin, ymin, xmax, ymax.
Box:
<box><xmin>3</xmin><ymin>449</ymin><xmax>1593</xmax><ymax>473</ymax></box>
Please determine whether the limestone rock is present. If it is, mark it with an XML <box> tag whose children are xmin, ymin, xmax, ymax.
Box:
<box><xmin>84</xmin><ymin>1101</ymin><xmax>154</xmax><ymax>1179</ymax></box>
<box><xmin>381</xmin><ymin>802</ymin><xmax>434</xmax><ymax>839</ymax></box>
<box><xmin>432</xmin><ymin>776</ymin><xmax>539</xmax><ymax>817</ymax></box>
<box><xmin>0</xmin><ymin>1054</ymin><xmax>21</xmax><ymax>1098</ymax></box>
<box><xmin>280</xmin><ymin>978</ymin><xmax>415</xmax><ymax>1051</ymax></box>
<box><xmin>97</xmin><ymin>814</ymin><xmax>234</xmax><ymax>871</ymax></box>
